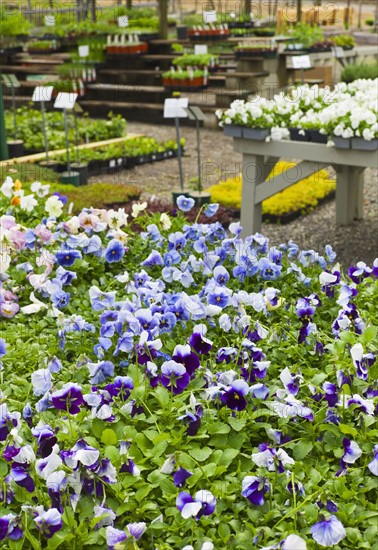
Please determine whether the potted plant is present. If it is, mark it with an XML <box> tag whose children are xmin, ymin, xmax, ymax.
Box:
<box><xmin>27</xmin><ymin>40</ymin><xmax>59</xmax><ymax>54</ymax></box>
<box><xmin>173</xmin><ymin>53</ymin><xmax>219</xmax><ymax>72</ymax></box>
<box><xmin>286</xmin><ymin>23</ymin><xmax>324</xmax><ymax>52</ymax></box>
<box><xmin>308</xmin><ymin>40</ymin><xmax>334</xmax><ymax>53</ymax></box>
<box><xmin>235</xmin><ymin>42</ymin><xmax>278</xmax><ymax>58</ymax></box>
<box><xmin>216</xmin><ymin>98</ymin><xmax>272</xmax><ymax>140</ymax></box>
<box><xmin>331</xmin><ymin>34</ymin><xmax>356</xmax><ymax>50</ymax></box>
<box><xmin>162</xmin><ymin>69</ymin><xmax>207</xmax><ymax>90</ymax></box>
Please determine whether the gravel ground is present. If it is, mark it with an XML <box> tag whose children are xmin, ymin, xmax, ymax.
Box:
<box><xmin>89</xmin><ymin>122</ymin><xmax>378</xmax><ymax>268</ymax></box>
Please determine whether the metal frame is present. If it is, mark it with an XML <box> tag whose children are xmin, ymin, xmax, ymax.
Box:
<box><xmin>232</xmin><ymin>138</ymin><xmax>378</xmax><ymax>237</ymax></box>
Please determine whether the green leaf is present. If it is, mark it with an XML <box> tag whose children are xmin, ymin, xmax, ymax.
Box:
<box><xmin>154</xmin><ymin>386</ymin><xmax>170</xmax><ymax>408</ymax></box>
<box><xmin>101</xmin><ymin>429</ymin><xmax>118</xmax><ymax>446</ymax></box>
<box><xmin>228</xmin><ymin>417</ymin><xmax>246</xmax><ymax>432</ymax></box>
<box><xmin>338</xmin><ymin>424</ymin><xmax>358</xmax><ymax>437</ymax></box>
<box><xmin>189</xmin><ymin>447</ymin><xmax>213</xmax><ymax>462</ymax></box>
<box><xmin>135</xmin><ymin>484</ymin><xmax>152</xmax><ymax>502</ymax></box>
<box><xmin>207</xmin><ymin>422</ymin><xmax>231</xmax><ymax>435</ymax></box>
<box><xmin>361</xmin><ymin>325</ymin><xmax>377</xmax><ymax>344</ymax></box>
<box><xmin>217</xmin><ymin>448</ymin><xmax>239</xmax><ymax>467</ymax></box>
<box><xmin>293</xmin><ymin>441</ymin><xmax>313</xmax><ymax>460</ymax></box>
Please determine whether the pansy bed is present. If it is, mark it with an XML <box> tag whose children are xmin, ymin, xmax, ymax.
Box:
<box><xmin>0</xmin><ymin>180</ymin><xmax>377</xmax><ymax>550</ymax></box>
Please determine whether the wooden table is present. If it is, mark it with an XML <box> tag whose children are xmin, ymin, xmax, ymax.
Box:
<box><xmin>230</xmin><ymin>137</ymin><xmax>378</xmax><ymax>237</ymax></box>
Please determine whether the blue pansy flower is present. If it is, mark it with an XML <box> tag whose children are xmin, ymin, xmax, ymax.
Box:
<box><xmin>177</xmin><ymin>195</ymin><xmax>195</xmax><ymax>212</ymax></box>
<box><xmin>105</xmin><ymin>239</ymin><xmax>125</xmax><ymax>263</ymax></box>
<box><xmin>204</xmin><ymin>203</ymin><xmax>219</xmax><ymax>217</ymax></box>
<box><xmin>310</xmin><ymin>515</ymin><xmax>346</xmax><ymax>547</ymax></box>
<box><xmin>56</xmin><ymin>246</ymin><xmax>82</xmax><ymax>267</ymax></box>
<box><xmin>0</xmin><ymin>338</ymin><xmax>6</xmax><ymax>357</ymax></box>
<box><xmin>221</xmin><ymin>379</ymin><xmax>250</xmax><ymax>411</ymax></box>
<box><xmin>368</xmin><ymin>445</ymin><xmax>378</xmax><ymax>476</ymax></box>
<box><xmin>88</xmin><ymin>361</ymin><xmax>115</xmax><ymax>385</ymax></box>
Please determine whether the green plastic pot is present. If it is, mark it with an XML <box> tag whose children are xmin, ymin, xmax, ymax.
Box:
<box><xmin>60</xmin><ymin>171</ymin><xmax>80</xmax><ymax>186</ymax></box>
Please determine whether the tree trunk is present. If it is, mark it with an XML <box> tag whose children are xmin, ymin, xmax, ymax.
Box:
<box><xmin>296</xmin><ymin>0</ymin><xmax>302</xmax><ymax>22</ymax></box>
<box><xmin>244</xmin><ymin>0</ymin><xmax>252</xmax><ymax>16</ymax></box>
<box><xmin>91</xmin><ymin>0</ymin><xmax>96</xmax><ymax>21</ymax></box>
<box><xmin>345</xmin><ymin>0</ymin><xmax>351</xmax><ymax>29</ymax></box>
<box><xmin>127</xmin><ymin>0</ymin><xmax>133</xmax><ymax>9</ymax></box>
<box><xmin>159</xmin><ymin>0</ymin><xmax>168</xmax><ymax>39</ymax></box>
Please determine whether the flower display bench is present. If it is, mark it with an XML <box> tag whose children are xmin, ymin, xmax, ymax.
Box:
<box><xmin>228</xmin><ymin>137</ymin><xmax>378</xmax><ymax>237</ymax></box>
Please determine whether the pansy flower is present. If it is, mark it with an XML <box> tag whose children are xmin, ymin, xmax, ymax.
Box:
<box><xmin>367</xmin><ymin>445</ymin><xmax>378</xmax><ymax>476</ymax></box>
<box><xmin>176</xmin><ymin>490</ymin><xmax>216</xmax><ymax>519</ymax></box>
<box><xmin>51</xmin><ymin>383</ymin><xmax>84</xmax><ymax>415</ymax></box>
<box><xmin>221</xmin><ymin>379</ymin><xmax>250</xmax><ymax>411</ymax></box>
<box><xmin>241</xmin><ymin>476</ymin><xmax>270</xmax><ymax>505</ymax></box>
<box><xmin>34</xmin><ymin>508</ymin><xmax>62</xmax><ymax>539</ymax></box>
<box><xmin>177</xmin><ymin>195</ymin><xmax>195</xmax><ymax>212</ymax></box>
<box><xmin>310</xmin><ymin>515</ymin><xmax>346</xmax><ymax>547</ymax></box>
<box><xmin>160</xmin><ymin>361</ymin><xmax>190</xmax><ymax>394</ymax></box>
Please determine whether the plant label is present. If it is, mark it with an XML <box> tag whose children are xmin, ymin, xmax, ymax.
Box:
<box><xmin>109</xmin><ymin>160</ymin><xmax>116</xmax><ymax>168</ymax></box>
<box><xmin>45</xmin><ymin>15</ymin><xmax>55</xmax><ymax>26</ymax></box>
<box><xmin>194</xmin><ymin>45</ymin><xmax>208</xmax><ymax>55</ymax></box>
<box><xmin>54</xmin><ymin>93</ymin><xmax>78</xmax><ymax>110</ymax></box>
<box><xmin>118</xmin><ymin>16</ymin><xmax>129</xmax><ymax>28</ymax></box>
<box><xmin>203</xmin><ymin>11</ymin><xmax>217</xmax><ymax>23</ymax></box>
<box><xmin>163</xmin><ymin>98</ymin><xmax>189</xmax><ymax>119</ymax></box>
<box><xmin>291</xmin><ymin>55</ymin><xmax>311</xmax><ymax>69</ymax></box>
<box><xmin>78</xmin><ymin>45</ymin><xmax>89</xmax><ymax>58</ymax></box>
<box><xmin>32</xmin><ymin>86</ymin><xmax>54</xmax><ymax>102</ymax></box>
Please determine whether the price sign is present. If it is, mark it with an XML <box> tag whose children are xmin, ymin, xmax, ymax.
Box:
<box><xmin>78</xmin><ymin>45</ymin><xmax>89</xmax><ymax>58</ymax></box>
<box><xmin>194</xmin><ymin>44</ymin><xmax>208</xmax><ymax>55</ymax></box>
<box><xmin>118</xmin><ymin>16</ymin><xmax>129</xmax><ymax>27</ymax></box>
<box><xmin>203</xmin><ymin>10</ymin><xmax>217</xmax><ymax>23</ymax></box>
<box><xmin>54</xmin><ymin>92</ymin><xmax>78</xmax><ymax>110</ymax></box>
<box><xmin>32</xmin><ymin>85</ymin><xmax>54</xmax><ymax>102</ymax></box>
<box><xmin>291</xmin><ymin>55</ymin><xmax>311</xmax><ymax>69</ymax></box>
<box><xmin>45</xmin><ymin>15</ymin><xmax>55</xmax><ymax>26</ymax></box>
<box><xmin>164</xmin><ymin>98</ymin><xmax>189</xmax><ymax>119</ymax></box>
<box><xmin>1</xmin><ymin>74</ymin><xmax>20</xmax><ymax>88</ymax></box>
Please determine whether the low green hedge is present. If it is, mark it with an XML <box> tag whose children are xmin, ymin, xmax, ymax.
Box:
<box><xmin>341</xmin><ymin>62</ymin><xmax>378</xmax><ymax>82</ymax></box>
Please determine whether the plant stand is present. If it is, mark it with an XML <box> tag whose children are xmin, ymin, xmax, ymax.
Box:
<box><xmin>172</xmin><ymin>188</ymin><xmax>191</xmax><ymax>204</ymax></box>
<box><xmin>228</xmin><ymin>138</ymin><xmax>378</xmax><ymax>237</ymax></box>
<box><xmin>7</xmin><ymin>140</ymin><xmax>24</xmax><ymax>158</ymax></box>
<box><xmin>71</xmin><ymin>162</ymin><xmax>88</xmax><ymax>185</ymax></box>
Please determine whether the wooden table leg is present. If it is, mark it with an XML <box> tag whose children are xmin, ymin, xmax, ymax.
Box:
<box><xmin>335</xmin><ymin>165</ymin><xmax>365</xmax><ymax>225</ymax></box>
<box><xmin>241</xmin><ymin>154</ymin><xmax>276</xmax><ymax>237</ymax></box>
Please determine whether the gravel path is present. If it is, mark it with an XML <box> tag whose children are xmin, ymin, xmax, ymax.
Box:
<box><xmin>89</xmin><ymin>122</ymin><xmax>378</xmax><ymax>268</ymax></box>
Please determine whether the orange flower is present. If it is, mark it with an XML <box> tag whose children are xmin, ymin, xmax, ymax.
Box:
<box><xmin>14</xmin><ymin>179</ymin><xmax>22</xmax><ymax>190</ymax></box>
<box><xmin>10</xmin><ymin>196</ymin><xmax>20</xmax><ymax>206</ymax></box>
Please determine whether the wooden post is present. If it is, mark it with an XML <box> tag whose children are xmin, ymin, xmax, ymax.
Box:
<box><xmin>335</xmin><ymin>165</ymin><xmax>364</xmax><ymax>225</ymax></box>
<box><xmin>159</xmin><ymin>0</ymin><xmax>168</xmax><ymax>39</ymax></box>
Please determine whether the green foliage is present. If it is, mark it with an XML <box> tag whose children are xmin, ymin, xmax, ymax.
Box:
<box><xmin>341</xmin><ymin>62</ymin><xmax>378</xmax><ymax>82</ymax></box>
<box><xmin>0</xmin><ymin>6</ymin><xmax>31</xmax><ymax>36</ymax></box>
<box><xmin>47</xmin><ymin>182</ymin><xmax>141</xmax><ymax>212</ymax></box>
<box><xmin>4</xmin><ymin>106</ymin><xmax>127</xmax><ymax>152</ymax></box>
<box><xmin>331</xmin><ymin>34</ymin><xmax>356</xmax><ymax>47</ymax></box>
<box><xmin>173</xmin><ymin>53</ymin><xmax>218</xmax><ymax>68</ymax></box>
<box><xmin>290</xmin><ymin>23</ymin><xmax>324</xmax><ymax>48</ymax></box>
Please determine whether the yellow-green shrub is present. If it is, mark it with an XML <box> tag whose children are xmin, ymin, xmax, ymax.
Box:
<box><xmin>208</xmin><ymin>161</ymin><xmax>336</xmax><ymax>218</ymax></box>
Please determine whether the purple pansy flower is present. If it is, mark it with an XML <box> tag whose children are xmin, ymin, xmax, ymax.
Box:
<box><xmin>51</xmin><ymin>383</ymin><xmax>83</xmax><ymax>414</ymax></box>
<box><xmin>348</xmin><ymin>261</ymin><xmax>372</xmax><ymax>284</ymax></box>
<box><xmin>160</xmin><ymin>361</ymin><xmax>190</xmax><ymax>394</ymax></box>
<box><xmin>190</xmin><ymin>332</ymin><xmax>212</xmax><ymax>355</ymax></box>
<box><xmin>173</xmin><ymin>467</ymin><xmax>193</xmax><ymax>488</ymax></box>
<box><xmin>241</xmin><ymin>476</ymin><xmax>270</xmax><ymax>505</ymax></box>
<box><xmin>0</xmin><ymin>513</ymin><xmax>23</xmax><ymax>541</ymax></box>
<box><xmin>34</xmin><ymin>508</ymin><xmax>62</xmax><ymax>539</ymax></box>
<box><xmin>176</xmin><ymin>490</ymin><xmax>216</xmax><ymax>519</ymax></box>
<box><xmin>172</xmin><ymin>344</ymin><xmax>200</xmax><ymax>376</ymax></box>
<box><xmin>221</xmin><ymin>379</ymin><xmax>250</xmax><ymax>411</ymax></box>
